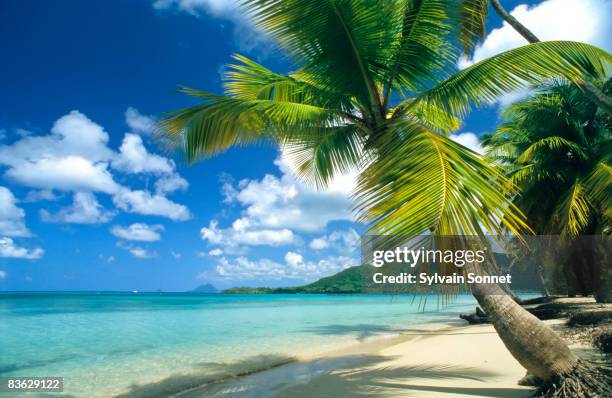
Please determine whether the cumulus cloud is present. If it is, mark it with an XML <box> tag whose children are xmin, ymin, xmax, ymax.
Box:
<box><xmin>0</xmin><ymin>237</ymin><xmax>43</xmax><ymax>260</ymax></box>
<box><xmin>155</xmin><ymin>174</ymin><xmax>189</xmax><ymax>195</ymax></box>
<box><xmin>461</xmin><ymin>0</ymin><xmax>612</xmax><ymax>68</ymax></box>
<box><xmin>1</xmin><ymin>110</ymin><xmax>191</xmax><ymax>223</ymax></box>
<box><xmin>201</xmin><ymin>154</ymin><xmax>356</xmax><ymax>250</ymax></box>
<box><xmin>117</xmin><ymin>241</ymin><xmax>157</xmax><ymax>259</ymax></box>
<box><xmin>7</xmin><ymin>156</ymin><xmax>120</xmax><ymax>193</ymax></box>
<box><xmin>209</xmin><ymin>248</ymin><xmax>223</xmax><ymax>256</ymax></box>
<box><xmin>24</xmin><ymin>189</ymin><xmax>62</xmax><ymax>203</ymax></box>
<box><xmin>309</xmin><ymin>237</ymin><xmax>329</xmax><ymax>250</ymax></box>
<box><xmin>214</xmin><ymin>254</ymin><xmax>357</xmax><ymax>280</ymax></box>
<box><xmin>222</xmin><ymin>156</ymin><xmax>354</xmax><ymax>232</ymax></box>
<box><xmin>449</xmin><ymin>132</ymin><xmax>484</xmax><ymax>154</ymax></box>
<box><xmin>112</xmin><ymin>134</ymin><xmax>174</xmax><ymax>175</ymax></box>
<box><xmin>111</xmin><ymin>223</ymin><xmax>164</xmax><ymax>241</ymax></box>
<box><xmin>40</xmin><ymin>192</ymin><xmax>115</xmax><ymax>224</ymax></box>
<box><xmin>125</xmin><ymin>107</ymin><xmax>156</xmax><ymax>135</ymax></box>
<box><xmin>0</xmin><ymin>187</ymin><xmax>31</xmax><ymax>237</ymax></box>
<box><xmin>309</xmin><ymin>229</ymin><xmax>360</xmax><ymax>253</ymax></box>
<box><xmin>153</xmin><ymin>0</ymin><xmax>239</xmax><ymax>16</ymax></box>
<box><xmin>113</xmin><ymin>188</ymin><xmax>191</xmax><ymax>221</ymax></box>
<box><xmin>201</xmin><ymin>219</ymin><xmax>295</xmax><ymax>247</ymax></box>
<box><xmin>152</xmin><ymin>0</ymin><xmax>270</xmax><ymax>53</ymax></box>
<box><xmin>0</xmin><ymin>111</ymin><xmax>118</xmax><ymax>193</ymax></box>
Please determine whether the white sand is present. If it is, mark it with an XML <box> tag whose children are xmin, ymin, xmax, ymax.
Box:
<box><xmin>272</xmin><ymin>322</ymin><xmax>534</xmax><ymax>398</ymax></box>
<box><xmin>178</xmin><ymin>321</ymin><xmax>536</xmax><ymax>398</ymax></box>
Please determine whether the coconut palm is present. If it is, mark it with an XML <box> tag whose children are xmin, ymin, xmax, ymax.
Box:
<box><xmin>458</xmin><ymin>0</ymin><xmax>612</xmax><ymax>114</ymax></box>
<box><xmin>160</xmin><ymin>1</ymin><xmax>611</xmax><ymax>395</ymax></box>
<box><xmin>484</xmin><ymin>79</ymin><xmax>611</xmax><ymax>302</ymax></box>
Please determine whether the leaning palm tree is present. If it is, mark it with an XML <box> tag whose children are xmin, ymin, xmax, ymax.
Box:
<box><xmin>484</xmin><ymin>78</ymin><xmax>611</xmax><ymax>302</ymax></box>
<box><xmin>160</xmin><ymin>1</ymin><xmax>611</xmax><ymax>395</ymax></box>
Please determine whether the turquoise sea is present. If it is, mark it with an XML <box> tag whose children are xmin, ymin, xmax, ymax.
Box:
<box><xmin>0</xmin><ymin>293</ymin><xmax>479</xmax><ymax>397</ymax></box>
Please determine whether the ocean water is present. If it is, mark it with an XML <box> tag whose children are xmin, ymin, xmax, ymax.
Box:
<box><xmin>0</xmin><ymin>293</ymin><xmax>479</xmax><ymax>397</ymax></box>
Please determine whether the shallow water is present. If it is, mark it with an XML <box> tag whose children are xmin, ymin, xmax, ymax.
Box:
<box><xmin>0</xmin><ymin>293</ymin><xmax>479</xmax><ymax>397</ymax></box>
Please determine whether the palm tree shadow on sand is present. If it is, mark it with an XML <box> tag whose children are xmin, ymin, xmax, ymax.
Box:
<box><xmin>113</xmin><ymin>353</ymin><xmax>532</xmax><ymax>398</ymax></box>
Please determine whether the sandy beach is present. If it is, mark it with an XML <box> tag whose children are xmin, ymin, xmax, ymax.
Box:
<box><xmin>177</xmin><ymin>319</ymin><xmax>547</xmax><ymax>398</ymax></box>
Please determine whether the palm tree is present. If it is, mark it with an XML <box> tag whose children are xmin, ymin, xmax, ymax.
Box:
<box><xmin>483</xmin><ymin>79</ymin><xmax>611</xmax><ymax>302</ymax></box>
<box><xmin>160</xmin><ymin>1</ymin><xmax>611</xmax><ymax>395</ymax></box>
<box><xmin>458</xmin><ymin>0</ymin><xmax>612</xmax><ymax>115</ymax></box>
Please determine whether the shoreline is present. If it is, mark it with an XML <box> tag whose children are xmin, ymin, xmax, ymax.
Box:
<box><xmin>172</xmin><ymin>317</ymin><xmax>536</xmax><ymax>398</ymax></box>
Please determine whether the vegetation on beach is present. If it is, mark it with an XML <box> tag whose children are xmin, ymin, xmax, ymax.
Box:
<box><xmin>160</xmin><ymin>0</ymin><xmax>611</xmax><ymax>396</ymax></box>
<box><xmin>484</xmin><ymin>79</ymin><xmax>611</xmax><ymax>303</ymax></box>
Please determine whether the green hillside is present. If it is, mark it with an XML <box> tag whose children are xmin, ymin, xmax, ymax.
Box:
<box><xmin>223</xmin><ymin>266</ymin><xmax>362</xmax><ymax>294</ymax></box>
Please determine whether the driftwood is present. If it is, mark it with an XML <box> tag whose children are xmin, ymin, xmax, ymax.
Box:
<box><xmin>459</xmin><ymin>307</ymin><xmax>490</xmax><ymax>324</ymax></box>
<box><xmin>567</xmin><ymin>309</ymin><xmax>612</xmax><ymax>326</ymax></box>
<box><xmin>592</xmin><ymin>326</ymin><xmax>612</xmax><ymax>353</ymax></box>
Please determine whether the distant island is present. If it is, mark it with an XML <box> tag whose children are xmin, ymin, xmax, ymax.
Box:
<box><xmin>190</xmin><ymin>283</ymin><xmax>219</xmax><ymax>293</ymax></box>
<box><xmin>223</xmin><ymin>266</ymin><xmax>361</xmax><ymax>294</ymax></box>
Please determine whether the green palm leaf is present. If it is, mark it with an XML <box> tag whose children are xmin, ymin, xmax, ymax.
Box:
<box><xmin>416</xmin><ymin>41</ymin><xmax>611</xmax><ymax>117</ymax></box>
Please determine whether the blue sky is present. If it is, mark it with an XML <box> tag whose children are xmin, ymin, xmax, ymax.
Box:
<box><xmin>0</xmin><ymin>0</ymin><xmax>610</xmax><ymax>291</ymax></box>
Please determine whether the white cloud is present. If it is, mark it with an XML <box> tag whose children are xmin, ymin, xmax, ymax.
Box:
<box><xmin>24</xmin><ymin>189</ymin><xmax>62</xmax><ymax>202</ymax></box>
<box><xmin>201</xmin><ymin>219</ymin><xmax>295</xmax><ymax>247</ymax></box>
<box><xmin>117</xmin><ymin>241</ymin><xmax>157</xmax><ymax>259</ymax></box>
<box><xmin>0</xmin><ymin>187</ymin><xmax>31</xmax><ymax>237</ymax></box>
<box><xmin>0</xmin><ymin>111</ymin><xmax>113</xmax><ymax>167</ymax></box>
<box><xmin>284</xmin><ymin>251</ymin><xmax>303</xmax><ymax>267</ymax></box>
<box><xmin>155</xmin><ymin>174</ymin><xmax>189</xmax><ymax>195</ymax></box>
<box><xmin>0</xmin><ymin>237</ymin><xmax>43</xmax><ymax>260</ymax></box>
<box><xmin>171</xmin><ymin>250</ymin><xmax>182</xmax><ymax>259</ymax></box>
<box><xmin>111</xmin><ymin>223</ymin><xmax>163</xmax><ymax>242</ymax></box>
<box><xmin>41</xmin><ymin>192</ymin><xmax>115</xmax><ymax>224</ymax></box>
<box><xmin>1</xmin><ymin>111</ymin><xmax>190</xmax><ymax>225</ymax></box>
<box><xmin>214</xmin><ymin>254</ymin><xmax>357</xmax><ymax>280</ymax></box>
<box><xmin>152</xmin><ymin>0</ymin><xmax>270</xmax><ymax>53</ymax></box>
<box><xmin>6</xmin><ymin>156</ymin><xmax>120</xmax><ymax>194</ymax></box>
<box><xmin>0</xmin><ymin>270</ymin><xmax>6</xmax><ymax>279</ymax></box>
<box><xmin>309</xmin><ymin>229</ymin><xmax>360</xmax><ymax>253</ymax></box>
<box><xmin>112</xmin><ymin>134</ymin><xmax>174</xmax><ymax>175</ymax></box>
<box><xmin>223</xmin><ymin>155</ymin><xmax>355</xmax><ymax>233</ymax></box>
<box><xmin>113</xmin><ymin>188</ymin><xmax>191</xmax><ymax>221</ymax></box>
<box><xmin>461</xmin><ymin>0</ymin><xmax>612</xmax><ymax>68</ymax></box>
<box><xmin>309</xmin><ymin>237</ymin><xmax>329</xmax><ymax>250</ymax></box>
<box><xmin>450</xmin><ymin>132</ymin><xmax>484</xmax><ymax>154</ymax></box>
<box><xmin>99</xmin><ymin>254</ymin><xmax>115</xmax><ymax>264</ymax></box>
<box><xmin>0</xmin><ymin>111</ymin><xmax>119</xmax><ymax>193</ymax></box>
<box><xmin>153</xmin><ymin>0</ymin><xmax>239</xmax><ymax>16</ymax></box>
<box><xmin>209</xmin><ymin>248</ymin><xmax>223</xmax><ymax>256</ymax></box>
<box><xmin>125</xmin><ymin>107</ymin><xmax>156</xmax><ymax>135</ymax></box>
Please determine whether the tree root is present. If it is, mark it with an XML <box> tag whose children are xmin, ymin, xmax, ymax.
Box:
<box><xmin>535</xmin><ymin>359</ymin><xmax>612</xmax><ymax>398</ymax></box>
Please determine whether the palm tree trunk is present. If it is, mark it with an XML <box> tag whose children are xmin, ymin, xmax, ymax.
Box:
<box><xmin>490</xmin><ymin>0</ymin><xmax>612</xmax><ymax>115</ymax></box>
<box><xmin>466</xmin><ymin>262</ymin><xmax>611</xmax><ymax>396</ymax></box>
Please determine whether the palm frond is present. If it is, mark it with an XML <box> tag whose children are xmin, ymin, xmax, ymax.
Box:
<box><xmin>355</xmin><ymin>120</ymin><xmax>530</xmax><ymax>243</ymax></box>
<box><xmin>416</xmin><ymin>41</ymin><xmax>612</xmax><ymax>117</ymax></box>
<box><xmin>282</xmin><ymin>124</ymin><xmax>364</xmax><ymax>188</ymax></box>
<box><xmin>391</xmin><ymin>97</ymin><xmax>462</xmax><ymax>135</ymax></box>
<box><xmin>456</xmin><ymin>0</ymin><xmax>489</xmax><ymax>56</ymax></box>
<box><xmin>242</xmin><ymin>0</ymin><xmax>400</xmax><ymax>113</ymax></box>
<box><xmin>160</xmin><ymin>89</ymin><xmax>341</xmax><ymax>162</ymax></box>
<box><xmin>554</xmin><ymin>180</ymin><xmax>592</xmax><ymax>236</ymax></box>
<box><xmin>382</xmin><ymin>0</ymin><xmax>455</xmax><ymax>101</ymax></box>
<box><xmin>517</xmin><ymin>136</ymin><xmax>587</xmax><ymax>163</ymax></box>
